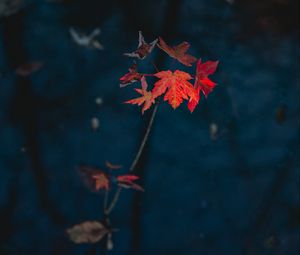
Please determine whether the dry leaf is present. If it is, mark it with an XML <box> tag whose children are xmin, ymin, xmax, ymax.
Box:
<box><xmin>67</xmin><ymin>221</ymin><xmax>108</xmax><ymax>244</ymax></box>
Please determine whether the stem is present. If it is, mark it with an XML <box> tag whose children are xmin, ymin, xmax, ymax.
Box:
<box><xmin>103</xmin><ymin>189</ymin><xmax>109</xmax><ymax>211</ymax></box>
<box><xmin>129</xmin><ymin>103</ymin><xmax>158</xmax><ymax>172</ymax></box>
<box><xmin>105</xmin><ymin>186</ymin><xmax>122</xmax><ymax>215</ymax></box>
<box><xmin>105</xmin><ymin>103</ymin><xmax>159</xmax><ymax>215</ymax></box>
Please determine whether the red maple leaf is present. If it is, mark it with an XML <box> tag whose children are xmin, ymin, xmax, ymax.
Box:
<box><xmin>119</xmin><ymin>63</ymin><xmax>143</xmax><ymax>87</ymax></box>
<box><xmin>125</xmin><ymin>76</ymin><xmax>155</xmax><ymax>114</ymax></box>
<box><xmin>124</xmin><ymin>31</ymin><xmax>158</xmax><ymax>60</ymax></box>
<box><xmin>117</xmin><ymin>175</ymin><xmax>144</xmax><ymax>192</ymax></box>
<box><xmin>152</xmin><ymin>70</ymin><xmax>197</xmax><ymax>110</ymax></box>
<box><xmin>188</xmin><ymin>59</ymin><xmax>219</xmax><ymax>112</ymax></box>
<box><xmin>195</xmin><ymin>59</ymin><xmax>219</xmax><ymax>97</ymax></box>
<box><xmin>157</xmin><ymin>37</ymin><xmax>197</xmax><ymax>66</ymax></box>
<box><xmin>79</xmin><ymin>166</ymin><xmax>110</xmax><ymax>191</ymax></box>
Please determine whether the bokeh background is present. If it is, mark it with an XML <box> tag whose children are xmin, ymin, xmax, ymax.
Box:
<box><xmin>0</xmin><ymin>0</ymin><xmax>299</xmax><ymax>254</ymax></box>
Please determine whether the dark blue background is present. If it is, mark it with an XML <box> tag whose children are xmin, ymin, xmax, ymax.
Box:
<box><xmin>0</xmin><ymin>0</ymin><xmax>299</xmax><ymax>254</ymax></box>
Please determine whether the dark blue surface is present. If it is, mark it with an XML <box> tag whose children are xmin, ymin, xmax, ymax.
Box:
<box><xmin>0</xmin><ymin>0</ymin><xmax>299</xmax><ymax>254</ymax></box>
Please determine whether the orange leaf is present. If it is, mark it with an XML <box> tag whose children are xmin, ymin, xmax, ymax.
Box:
<box><xmin>194</xmin><ymin>59</ymin><xmax>219</xmax><ymax>97</ymax></box>
<box><xmin>125</xmin><ymin>76</ymin><xmax>155</xmax><ymax>114</ymax></box>
<box><xmin>79</xmin><ymin>166</ymin><xmax>109</xmax><ymax>191</ymax></box>
<box><xmin>157</xmin><ymin>38</ymin><xmax>197</xmax><ymax>66</ymax></box>
<box><xmin>92</xmin><ymin>172</ymin><xmax>109</xmax><ymax>191</ymax></box>
<box><xmin>152</xmin><ymin>70</ymin><xmax>197</xmax><ymax>110</ymax></box>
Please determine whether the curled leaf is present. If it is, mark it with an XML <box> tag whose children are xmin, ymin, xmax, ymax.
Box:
<box><xmin>105</xmin><ymin>161</ymin><xmax>122</xmax><ymax>170</ymax></box>
<box><xmin>67</xmin><ymin>221</ymin><xmax>108</xmax><ymax>244</ymax></box>
<box><xmin>157</xmin><ymin>37</ymin><xmax>197</xmax><ymax>66</ymax></box>
<box><xmin>117</xmin><ymin>174</ymin><xmax>144</xmax><ymax>192</ymax></box>
<box><xmin>120</xmin><ymin>63</ymin><xmax>143</xmax><ymax>87</ymax></box>
<box><xmin>124</xmin><ymin>31</ymin><xmax>158</xmax><ymax>60</ymax></box>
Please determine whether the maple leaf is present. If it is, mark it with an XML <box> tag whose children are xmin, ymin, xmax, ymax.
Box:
<box><xmin>157</xmin><ymin>37</ymin><xmax>197</xmax><ymax>66</ymax></box>
<box><xmin>125</xmin><ymin>76</ymin><xmax>155</xmax><ymax>114</ymax></box>
<box><xmin>188</xmin><ymin>59</ymin><xmax>219</xmax><ymax>112</ymax></box>
<box><xmin>119</xmin><ymin>63</ymin><xmax>143</xmax><ymax>87</ymax></box>
<box><xmin>92</xmin><ymin>172</ymin><xmax>109</xmax><ymax>190</ymax></box>
<box><xmin>194</xmin><ymin>59</ymin><xmax>219</xmax><ymax>97</ymax></box>
<box><xmin>79</xmin><ymin>166</ymin><xmax>109</xmax><ymax>191</ymax></box>
<box><xmin>124</xmin><ymin>31</ymin><xmax>158</xmax><ymax>60</ymax></box>
<box><xmin>117</xmin><ymin>175</ymin><xmax>144</xmax><ymax>192</ymax></box>
<box><xmin>152</xmin><ymin>70</ymin><xmax>197</xmax><ymax>110</ymax></box>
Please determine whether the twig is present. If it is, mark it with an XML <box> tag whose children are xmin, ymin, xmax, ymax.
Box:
<box><xmin>105</xmin><ymin>103</ymin><xmax>159</xmax><ymax>215</ymax></box>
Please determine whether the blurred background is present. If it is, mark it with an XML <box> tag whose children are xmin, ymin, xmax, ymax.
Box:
<box><xmin>0</xmin><ymin>0</ymin><xmax>299</xmax><ymax>254</ymax></box>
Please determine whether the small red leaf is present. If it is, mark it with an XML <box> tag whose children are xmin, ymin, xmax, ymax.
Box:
<box><xmin>117</xmin><ymin>175</ymin><xmax>139</xmax><ymax>183</ymax></box>
<box><xmin>194</xmin><ymin>59</ymin><xmax>218</xmax><ymax>97</ymax></box>
<box><xmin>157</xmin><ymin>38</ymin><xmax>197</xmax><ymax>66</ymax></box>
<box><xmin>15</xmin><ymin>62</ymin><xmax>43</xmax><ymax>76</ymax></box>
<box><xmin>124</xmin><ymin>31</ymin><xmax>158</xmax><ymax>60</ymax></box>
<box><xmin>125</xmin><ymin>76</ymin><xmax>155</xmax><ymax>114</ymax></box>
<box><xmin>117</xmin><ymin>174</ymin><xmax>144</xmax><ymax>192</ymax></box>
<box><xmin>120</xmin><ymin>63</ymin><xmax>143</xmax><ymax>87</ymax></box>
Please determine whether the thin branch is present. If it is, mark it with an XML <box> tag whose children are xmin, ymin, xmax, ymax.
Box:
<box><xmin>129</xmin><ymin>103</ymin><xmax>159</xmax><ymax>172</ymax></box>
<box><xmin>105</xmin><ymin>103</ymin><xmax>159</xmax><ymax>215</ymax></box>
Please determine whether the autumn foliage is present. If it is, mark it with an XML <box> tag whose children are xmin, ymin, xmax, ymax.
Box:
<box><xmin>120</xmin><ymin>31</ymin><xmax>219</xmax><ymax>113</ymax></box>
<box><xmin>67</xmin><ymin>31</ymin><xmax>219</xmax><ymax>249</ymax></box>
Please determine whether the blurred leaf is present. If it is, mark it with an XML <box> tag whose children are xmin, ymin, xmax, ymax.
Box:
<box><xmin>276</xmin><ymin>105</ymin><xmax>287</xmax><ymax>124</ymax></box>
<box><xmin>79</xmin><ymin>166</ymin><xmax>109</xmax><ymax>191</ymax></box>
<box><xmin>15</xmin><ymin>62</ymin><xmax>43</xmax><ymax>76</ymax></box>
<box><xmin>105</xmin><ymin>161</ymin><xmax>122</xmax><ymax>170</ymax></box>
<box><xmin>92</xmin><ymin>172</ymin><xmax>109</xmax><ymax>190</ymax></box>
<box><xmin>0</xmin><ymin>0</ymin><xmax>23</xmax><ymax>17</ymax></box>
<box><xmin>67</xmin><ymin>221</ymin><xmax>108</xmax><ymax>244</ymax></box>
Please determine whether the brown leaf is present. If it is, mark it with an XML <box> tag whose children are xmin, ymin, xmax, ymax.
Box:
<box><xmin>67</xmin><ymin>221</ymin><xmax>109</xmax><ymax>244</ymax></box>
<box><xmin>105</xmin><ymin>161</ymin><xmax>122</xmax><ymax>170</ymax></box>
<box><xmin>157</xmin><ymin>38</ymin><xmax>197</xmax><ymax>66</ymax></box>
<box><xmin>124</xmin><ymin>31</ymin><xmax>157</xmax><ymax>60</ymax></box>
